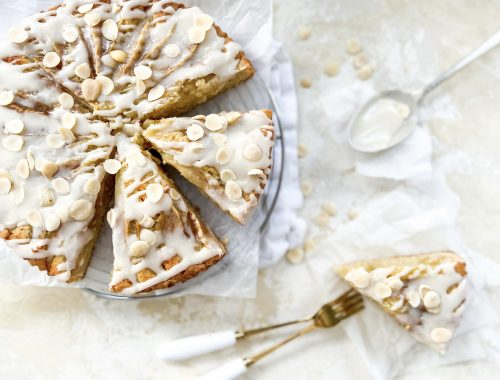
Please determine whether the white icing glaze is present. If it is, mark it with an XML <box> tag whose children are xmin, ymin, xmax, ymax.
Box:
<box><xmin>109</xmin><ymin>137</ymin><xmax>224</xmax><ymax>294</ymax></box>
<box><xmin>143</xmin><ymin>110</ymin><xmax>274</xmax><ymax>223</ymax></box>
<box><xmin>343</xmin><ymin>254</ymin><xmax>467</xmax><ymax>354</ymax></box>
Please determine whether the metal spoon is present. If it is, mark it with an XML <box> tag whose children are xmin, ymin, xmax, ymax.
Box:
<box><xmin>348</xmin><ymin>28</ymin><xmax>500</xmax><ymax>153</ymax></box>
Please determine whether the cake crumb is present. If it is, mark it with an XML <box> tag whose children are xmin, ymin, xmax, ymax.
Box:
<box><xmin>301</xmin><ymin>180</ymin><xmax>313</xmax><ymax>197</ymax></box>
<box><xmin>347</xmin><ymin>208</ymin><xmax>358</xmax><ymax>220</ymax></box>
<box><xmin>286</xmin><ymin>247</ymin><xmax>304</xmax><ymax>264</ymax></box>
<box><xmin>322</xmin><ymin>201</ymin><xmax>337</xmax><ymax>216</ymax></box>
<box><xmin>298</xmin><ymin>143</ymin><xmax>308</xmax><ymax>158</ymax></box>
<box><xmin>346</xmin><ymin>38</ymin><xmax>362</xmax><ymax>55</ymax></box>
<box><xmin>300</xmin><ymin>78</ymin><xmax>312</xmax><ymax>88</ymax></box>
<box><xmin>304</xmin><ymin>239</ymin><xmax>316</xmax><ymax>253</ymax></box>
<box><xmin>324</xmin><ymin>62</ymin><xmax>340</xmax><ymax>77</ymax></box>
<box><xmin>298</xmin><ymin>25</ymin><xmax>311</xmax><ymax>40</ymax></box>
<box><xmin>356</xmin><ymin>65</ymin><xmax>374</xmax><ymax>80</ymax></box>
<box><xmin>314</xmin><ymin>211</ymin><xmax>331</xmax><ymax>227</ymax></box>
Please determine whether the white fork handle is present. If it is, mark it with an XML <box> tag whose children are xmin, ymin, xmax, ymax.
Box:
<box><xmin>157</xmin><ymin>330</ymin><xmax>238</xmax><ymax>361</ymax></box>
<box><xmin>197</xmin><ymin>358</ymin><xmax>247</xmax><ymax>380</ymax></box>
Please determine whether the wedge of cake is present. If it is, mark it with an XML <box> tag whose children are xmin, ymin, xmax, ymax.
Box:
<box><xmin>142</xmin><ymin>110</ymin><xmax>274</xmax><ymax>224</ymax></box>
<box><xmin>335</xmin><ymin>251</ymin><xmax>468</xmax><ymax>354</ymax></box>
<box><xmin>108</xmin><ymin>137</ymin><xmax>226</xmax><ymax>294</ymax></box>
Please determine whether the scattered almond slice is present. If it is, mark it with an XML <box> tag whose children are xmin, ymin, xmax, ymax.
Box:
<box><xmin>43</xmin><ymin>52</ymin><xmax>60</xmax><ymax>68</ymax></box>
<box><xmin>134</xmin><ymin>65</ymin><xmax>153</xmax><ymax>81</ymax></box>
<box><xmin>225</xmin><ymin>180</ymin><xmax>242</xmax><ymax>201</ymax></box>
<box><xmin>346</xmin><ymin>38</ymin><xmax>362</xmax><ymax>55</ymax></box>
<box><xmin>52</xmin><ymin>178</ymin><xmax>70</xmax><ymax>195</ymax></box>
<box><xmin>148</xmin><ymin>85</ymin><xmax>165</xmax><ymax>101</ymax></box>
<box><xmin>102</xmin><ymin>19</ymin><xmax>118</xmax><ymax>41</ymax></box>
<box><xmin>96</xmin><ymin>75</ymin><xmax>114</xmax><ymax>95</ymax></box>
<box><xmin>58</xmin><ymin>93</ymin><xmax>74</xmax><ymax>109</ymax></box>
<box><xmin>78</xmin><ymin>3</ymin><xmax>93</xmax><ymax>14</ymax></box>
<box><xmin>110</xmin><ymin>50</ymin><xmax>127</xmax><ymax>63</ymax></box>
<box><xmin>286</xmin><ymin>247</ymin><xmax>304</xmax><ymax>264</ymax></box>
<box><xmin>75</xmin><ymin>63</ymin><xmax>91</xmax><ymax>79</ymax></box>
<box><xmin>70</xmin><ymin>199</ymin><xmax>93</xmax><ymax>220</ymax></box>
<box><xmin>298</xmin><ymin>25</ymin><xmax>311</xmax><ymax>40</ymax></box>
<box><xmin>2</xmin><ymin>135</ymin><xmax>24</xmax><ymax>152</ymax></box>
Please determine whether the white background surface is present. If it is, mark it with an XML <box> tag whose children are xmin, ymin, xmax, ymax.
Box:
<box><xmin>2</xmin><ymin>0</ymin><xmax>500</xmax><ymax>379</ymax></box>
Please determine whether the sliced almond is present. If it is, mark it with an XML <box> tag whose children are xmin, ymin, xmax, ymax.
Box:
<box><xmin>70</xmin><ymin>199</ymin><xmax>93</xmax><ymax>220</ymax></box>
<box><xmin>2</xmin><ymin>135</ymin><xmax>24</xmax><ymax>152</ymax></box>
<box><xmin>45</xmin><ymin>214</ymin><xmax>61</xmax><ymax>232</ymax></box>
<box><xmin>130</xmin><ymin>240</ymin><xmax>149</xmax><ymax>258</ymax></box>
<box><xmin>78</xmin><ymin>3</ymin><xmax>93</xmax><ymax>13</ymax></box>
<box><xmin>82</xmin><ymin>78</ymin><xmax>102</xmax><ymax>101</ymax></box>
<box><xmin>430</xmin><ymin>327</ymin><xmax>452</xmax><ymax>343</ymax></box>
<box><xmin>110</xmin><ymin>50</ymin><xmax>127</xmax><ymax>63</ymax></box>
<box><xmin>102</xmin><ymin>54</ymin><xmax>117</xmax><ymax>68</ymax></box>
<box><xmin>195</xmin><ymin>14</ymin><xmax>214</xmax><ymax>31</ymax></box>
<box><xmin>75</xmin><ymin>63</ymin><xmax>91</xmax><ymax>79</ymax></box>
<box><xmin>103</xmin><ymin>159</ymin><xmax>121</xmax><ymax>174</ymax></box>
<box><xmin>107</xmin><ymin>209</ymin><xmax>117</xmax><ymax>228</ymax></box>
<box><xmin>58</xmin><ymin>93</ymin><xmax>74</xmax><ymax>109</ymax></box>
<box><xmin>0</xmin><ymin>178</ymin><xmax>12</xmax><ymax>194</ymax></box>
<box><xmin>52</xmin><ymin>177</ymin><xmax>70</xmax><ymax>195</ymax></box>
<box><xmin>102</xmin><ymin>19</ymin><xmax>118</xmax><ymax>41</ymax></box>
<box><xmin>43</xmin><ymin>52</ymin><xmax>60</xmax><ymax>68</ymax></box>
<box><xmin>46</xmin><ymin>134</ymin><xmax>65</xmax><ymax>149</ymax></box>
<box><xmin>345</xmin><ymin>268</ymin><xmax>370</xmax><ymax>288</ymax></box>
<box><xmin>96</xmin><ymin>75</ymin><xmax>114</xmax><ymax>95</ymax></box>
<box><xmin>8</xmin><ymin>27</ymin><xmax>29</xmax><ymax>44</ymax></box>
<box><xmin>406</xmin><ymin>289</ymin><xmax>421</xmax><ymax>308</ymax></box>
<box><xmin>59</xmin><ymin>127</ymin><xmax>76</xmax><ymax>142</ymax></box>
<box><xmin>248</xmin><ymin>168</ymin><xmax>265</xmax><ymax>177</ymax></box>
<box><xmin>243</xmin><ymin>143</ymin><xmax>262</xmax><ymax>162</ymax></box>
<box><xmin>225</xmin><ymin>180</ymin><xmax>242</xmax><ymax>201</ymax></box>
<box><xmin>188</xmin><ymin>26</ymin><xmax>206</xmax><ymax>44</ymax></box>
<box><xmin>16</xmin><ymin>159</ymin><xmax>29</xmax><ymax>179</ymax></box>
<box><xmin>26</xmin><ymin>152</ymin><xmax>35</xmax><ymax>169</ymax></box>
<box><xmin>84</xmin><ymin>12</ymin><xmax>101</xmax><ymax>27</ymax></box>
<box><xmin>373</xmin><ymin>282</ymin><xmax>392</xmax><ymax>299</ymax></box>
<box><xmin>205</xmin><ymin>114</ymin><xmax>227</xmax><ymax>131</ymax></box>
<box><xmin>27</xmin><ymin>210</ymin><xmax>43</xmax><ymax>228</ymax></box>
<box><xmin>136</xmin><ymin>79</ymin><xmax>146</xmax><ymax>96</ymax></box>
<box><xmin>140</xmin><ymin>229</ymin><xmax>156</xmax><ymax>245</ymax></box>
<box><xmin>146</xmin><ymin>183</ymin><xmax>163</xmax><ymax>203</ymax></box>
<box><xmin>84</xmin><ymin>177</ymin><xmax>101</xmax><ymax>194</ymax></box>
<box><xmin>148</xmin><ymin>84</ymin><xmax>165</xmax><ymax>101</ymax></box>
<box><xmin>62</xmin><ymin>26</ymin><xmax>79</xmax><ymax>43</ymax></box>
<box><xmin>186</xmin><ymin>124</ymin><xmax>204</xmax><ymax>141</ymax></box>
<box><xmin>0</xmin><ymin>90</ymin><xmax>14</xmax><ymax>106</ymax></box>
<box><xmin>169</xmin><ymin>188</ymin><xmax>181</xmax><ymax>200</ymax></box>
<box><xmin>134</xmin><ymin>65</ymin><xmax>152</xmax><ymax>80</ymax></box>
<box><xmin>164</xmin><ymin>43</ymin><xmax>180</xmax><ymax>58</ymax></box>
<box><xmin>423</xmin><ymin>290</ymin><xmax>441</xmax><ymax>309</ymax></box>
<box><xmin>40</xmin><ymin>160</ymin><xmax>59</xmax><ymax>178</ymax></box>
<box><xmin>5</xmin><ymin>119</ymin><xmax>24</xmax><ymax>134</ymax></box>
<box><xmin>140</xmin><ymin>215</ymin><xmax>155</xmax><ymax>229</ymax></box>
<box><xmin>40</xmin><ymin>188</ymin><xmax>55</xmax><ymax>207</ymax></box>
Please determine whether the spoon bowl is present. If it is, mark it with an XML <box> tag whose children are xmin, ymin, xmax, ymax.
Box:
<box><xmin>348</xmin><ymin>90</ymin><xmax>418</xmax><ymax>153</ymax></box>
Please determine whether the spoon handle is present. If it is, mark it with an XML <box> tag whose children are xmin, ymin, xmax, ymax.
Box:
<box><xmin>420</xmin><ymin>28</ymin><xmax>500</xmax><ymax>101</ymax></box>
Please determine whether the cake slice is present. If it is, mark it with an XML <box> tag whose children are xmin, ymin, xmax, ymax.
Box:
<box><xmin>142</xmin><ymin>110</ymin><xmax>274</xmax><ymax>224</ymax></box>
<box><xmin>108</xmin><ymin>137</ymin><xmax>226</xmax><ymax>294</ymax></box>
<box><xmin>335</xmin><ymin>251</ymin><xmax>468</xmax><ymax>354</ymax></box>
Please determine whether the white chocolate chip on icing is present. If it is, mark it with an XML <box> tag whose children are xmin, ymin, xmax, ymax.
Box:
<box><xmin>248</xmin><ymin>168</ymin><xmax>265</xmax><ymax>177</ymax></box>
<box><xmin>243</xmin><ymin>144</ymin><xmax>263</xmax><ymax>162</ymax></box>
<box><xmin>107</xmin><ymin>209</ymin><xmax>117</xmax><ymax>228</ymax></box>
<box><xmin>8</xmin><ymin>27</ymin><xmax>29</xmax><ymax>44</ymax></box>
<box><xmin>62</xmin><ymin>113</ymin><xmax>77</xmax><ymax>129</ymax></box>
<box><xmin>82</xmin><ymin>79</ymin><xmax>102</xmax><ymax>101</ymax></box>
<box><xmin>102</xmin><ymin>19</ymin><xmax>119</xmax><ymax>41</ymax></box>
<box><xmin>78</xmin><ymin>3</ymin><xmax>93</xmax><ymax>13</ymax></box>
<box><xmin>0</xmin><ymin>178</ymin><xmax>11</xmax><ymax>194</ymax></box>
<box><xmin>16</xmin><ymin>159</ymin><xmax>29</xmax><ymax>179</ymax></box>
<box><xmin>84</xmin><ymin>12</ymin><xmax>101</xmax><ymax>27</ymax></box>
<box><xmin>387</xmin><ymin>278</ymin><xmax>404</xmax><ymax>291</ymax></box>
<box><xmin>169</xmin><ymin>188</ymin><xmax>181</xmax><ymax>200</ymax></box>
<box><xmin>70</xmin><ymin>199</ymin><xmax>93</xmax><ymax>220</ymax></box>
<box><xmin>27</xmin><ymin>210</ymin><xmax>42</xmax><ymax>228</ymax></box>
<box><xmin>406</xmin><ymin>289</ymin><xmax>421</xmax><ymax>308</ymax></box>
<box><xmin>75</xmin><ymin>63</ymin><xmax>91</xmax><ymax>79</ymax></box>
<box><xmin>110</xmin><ymin>50</ymin><xmax>127</xmax><ymax>63</ymax></box>
<box><xmin>96</xmin><ymin>75</ymin><xmax>114</xmax><ymax>95</ymax></box>
<box><xmin>58</xmin><ymin>93</ymin><xmax>74</xmax><ymax>109</ymax></box>
<box><xmin>43</xmin><ymin>52</ymin><xmax>60</xmax><ymax>68</ymax></box>
<box><xmin>345</xmin><ymin>267</ymin><xmax>370</xmax><ymax>288</ymax></box>
<box><xmin>84</xmin><ymin>178</ymin><xmax>101</xmax><ymax>194</ymax></box>
<box><xmin>225</xmin><ymin>180</ymin><xmax>242</xmax><ymax>201</ymax></box>
<box><xmin>148</xmin><ymin>84</ymin><xmax>165</xmax><ymax>101</ymax></box>
<box><xmin>46</xmin><ymin>134</ymin><xmax>65</xmax><ymax>149</ymax></box>
<box><xmin>216</xmin><ymin>147</ymin><xmax>234</xmax><ymax>165</ymax></box>
<box><xmin>373</xmin><ymin>282</ymin><xmax>392</xmax><ymax>299</ymax></box>
<box><xmin>194</xmin><ymin>14</ymin><xmax>214</xmax><ymax>31</ymax></box>
<box><xmin>140</xmin><ymin>215</ymin><xmax>155</xmax><ymax>229</ymax></box>
<box><xmin>423</xmin><ymin>290</ymin><xmax>441</xmax><ymax>309</ymax></box>
<box><xmin>103</xmin><ymin>159</ymin><xmax>121</xmax><ymax>174</ymax></box>
<box><xmin>205</xmin><ymin>114</ymin><xmax>227</xmax><ymax>131</ymax></box>
<box><xmin>52</xmin><ymin>178</ymin><xmax>70</xmax><ymax>195</ymax></box>
<box><xmin>211</xmin><ymin>133</ymin><xmax>227</xmax><ymax>147</ymax></box>
<box><xmin>164</xmin><ymin>44</ymin><xmax>180</xmax><ymax>58</ymax></box>
<box><xmin>62</xmin><ymin>26</ymin><xmax>79</xmax><ymax>43</ymax></box>
<box><xmin>130</xmin><ymin>240</ymin><xmax>149</xmax><ymax>258</ymax></box>
<box><xmin>45</xmin><ymin>214</ymin><xmax>61</xmax><ymax>232</ymax></box>
<box><xmin>140</xmin><ymin>229</ymin><xmax>156</xmax><ymax>245</ymax></box>
<box><xmin>0</xmin><ymin>91</ymin><xmax>14</xmax><ymax>106</ymax></box>
<box><xmin>418</xmin><ymin>284</ymin><xmax>431</xmax><ymax>299</ymax></box>
<box><xmin>220</xmin><ymin>169</ymin><xmax>236</xmax><ymax>183</ymax></box>
<box><xmin>186</xmin><ymin>124</ymin><xmax>204</xmax><ymax>141</ymax></box>
<box><xmin>224</xmin><ymin>111</ymin><xmax>241</xmax><ymax>124</ymax></box>
<box><xmin>134</xmin><ymin>65</ymin><xmax>153</xmax><ymax>80</ymax></box>
<box><xmin>40</xmin><ymin>188</ymin><xmax>54</xmax><ymax>207</ymax></box>
<box><xmin>5</xmin><ymin>119</ymin><xmax>24</xmax><ymax>134</ymax></box>
<box><xmin>2</xmin><ymin>135</ymin><xmax>24</xmax><ymax>152</ymax></box>
<box><xmin>188</xmin><ymin>26</ymin><xmax>206</xmax><ymax>44</ymax></box>
<box><xmin>146</xmin><ymin>183</ymin><xmax>163</xmax><ymax>203</ymax></box>
<box><xmin>430</xmin><ymin>327</ymin><xmax>452</xmax><ymax>343</ymax></box>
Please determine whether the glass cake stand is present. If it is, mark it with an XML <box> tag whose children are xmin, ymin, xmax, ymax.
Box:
<box><xmin>84</xmin><ymin>74</ymin><xmax>285</xmax><ymax>299</ymax></box>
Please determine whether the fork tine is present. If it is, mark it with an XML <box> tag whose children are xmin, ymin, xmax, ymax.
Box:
<box><xmin>331</xmin><ymin>293</ymin><xmax>363</xmax><ymax>311</ymax></box>
<box><xmin>327</xmin><ymin>288</ymin><xmax>359</xmax><ymax>307</ymax></box>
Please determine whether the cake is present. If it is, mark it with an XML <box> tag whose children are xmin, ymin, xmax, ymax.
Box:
<box><xmin>0</xmin><ymin>1</ymin><xmax>261</xmax><ymax>291</ymax></box>
<box><xmin>142</xmin><ymin>110</ymin><xmax>274</xmax><ymax>224</ymax></box>
<box><xmin>335</xmin><ymin>251</ymin><xmax>468</xmax><ymax>354</ymax></box>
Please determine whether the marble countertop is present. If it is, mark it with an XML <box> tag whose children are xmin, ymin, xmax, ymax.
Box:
<box><xmin>1</xmin><ymin>1</ymin><xmax>500</xmax><ymax>379</ymax></box>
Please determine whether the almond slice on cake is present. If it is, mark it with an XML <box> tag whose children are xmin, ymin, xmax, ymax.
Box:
<box><xmin>335</xmin><ymin>251</ymin><xmax>468</xmax><ymax>354</ymax></box>
<box><xmin>142</xmin><ymin>110</ymin><xmax>274</xmax><ymax>224</ymax></box>
<box><xmin>109</xmin><ymin>137</ymin><xmax>226</xmax><ymax>295</ymax></box>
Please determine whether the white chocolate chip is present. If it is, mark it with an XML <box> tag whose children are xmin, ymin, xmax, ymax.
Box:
<box><xmin>16</xmin><ymin>159</ymin><xmax>29</xmax><ymax>179</ymax></box>
<box><xmin>84</xmin><ymin>12</ymin><xmax>101</xmax><ymax>27</ymax></box>
<box><xmin>8</xmin><ymin>27</ymin><xmax>29</xmax><ymax>44</ymax></box>
<box><xmin>52</xmin><ymin>177</ymin><xmax>70</xmax><ymax>195</ymax></box>
<box><xmin>40</xmin><ymin>160</ymin><xmax>59</xmax><ymax>178</ymax></box>
<box><xmin>301</xmin><ymin>180</ymin><xmax>313</xmax><ymax>197</ymax></box>
<box><xmin>70</xmin><ymin>199</ymin><xmax>93</xmax><ymax>220</ymax></box>
<box><xmin>82</xmin><ymin>78</ymin><xmax>102</xmax><ymax>101</ymax></box>
<box><xmin>134</xmin><ymin>65</ymin><xmax>152</xmax><ymax>80</ymax></box>
<box><xmin>58</xmin><ymin>93</ymin><xmax>74</xmax><ymax>109</ymax></box>
<box><xmin>298</xmin><ymin>25</ymin><xmax>311</xmax><ymax>40</ymax></box>
<box><xmin>248</xmin><ymin>168</ymin><xmax>265</xmax><ymax>177</ymax></box>
<box><xmin>194</xmin><ymin>14</ymin><xmax>214</xmax><ymax>31</ymax></box>
<box><xmin>84</xmin><ymin>178</ymin><xmax>101</xmax><ymax>194</ymax></box>
<box><xmin>45</xmin><ymin>214</ymin><xmax>61</xmax><ymax>232</ymax></box>
<box><xmin>169</xmin><ymin>188</ymin><xmax>181</xmax><ymax>200</ymax></box>
<box><xmin>225</xmin><ymin>180</ymin><xmax>242</xmax><ymax>201</ymax></box>
<box><xmin>243</xmin><ymin>143</ymin><xmax>263</xmax><ymax>162</ymax></box>
<box><xmin>130</xmin><ymin>240</ymin><xmax>149</xmax><ymax>258</ymax></box>
<box><xmin>211</xmin><ymin>133</ymin><xmax>227</xmax><ymax>147</ymax></box>
<box><xmin>62</xmin><ymin>26</ymin><xmax>79</xmax><ymax>43</ymax></box>
<box><xmin>125</xmin><ymin>151</ymin><xmax>146</xmax><ymax>167</ymax></box>
<box><xmin>324</xmin><ymin>62</ymin><xmax>340</xmax><ymax>77</ymax></box>
<box><xmin>46</xmin><ymin>134</ymin><xmax>65</xmax><ymax>149</ymax></box>
<box><xmin>40</xmin><ymin>188</ymin><xmax>54</xmax><ymax>207</ymax></box>
<box><xmin>0</xmin><ymin>90</ymin><xmax>14</xmax><ymax>106</ymax></box>
<box><xmin>5</xmin><ymin>119</ymin><xmax>24</xmax><ymax>134</ymax></box>
<box><xmin>224</xmin><ymin>111</ymin><xmax>241</xmax><ymax>124</ymax></box>
<box><xmin>406</xmin><ymin>289</ymin><xmax>421</xmax><ymax>308</ymax></box>
<box><xmin>373</xmin><ymin>282</ymin><xmax>392</xmax><ymax>299</ymax></box>
<box><xmin>216</xmin><ymin>147</ymin><xmax>234</xmax><ymax>165</ymax></box>
<box><xmin>75</xmin><ymin>63</ymin><xmax>91</xmax><ymax>79</ymax></box>
<box><xmin>205</xmin><ymin>114</ymin><xmax>227</xmax><ymax>131</ymax></box>
<box><xmin>220</xmin><ymin>169</ymin><xmax>236</xmax><ymax>183</ymax></box>
<box><xmin>148</xmin><ymin>84</ymin><xmax>165</xmax><ymax>101</ymax></box>
<box><xmin>96</xmin><ymin>75</ymin><xmax>114</xmax><ymax>95</ymax></box>
<box><xmin>298</xmin><ymin>143</ymin><xmax>308</xmax><ymax>157</ymax></box>
<box><xmin>107</xmin><ymin>209</ymin><xmax>117</xmax><ymax>228</ymax></box>
<box><xmin>346</xmin><ymin>38</ymin><xmax>362</xmax><ymax>55</ymax></box>
<box><xmin>110</xmin><ymin>50</ymin><xmax>127</xmax><ymax>63</ymax></box>
<box><xmin>61</xmin><ymin>113</ymin><xmax>77</xmax><ymax>130</ymax></box>
<box><xmin>78</xmin><ymin>3</ymin><xmax>93</xmax><ymax>13</ymax></box>
<box><xmin>286</xmin><ymin>247</ymin><xmax>304</xmax><ymax>264</ymax></box>
<box><xmin>188</xmin><ymin>26</ymin><xmax>206</xmax><ymax>44</ymax></box>
<box><xmin>102</xmin><ymin>19</ymin><xmax>118</xmax><ymax>41</ymax></box>
<box><xmin>345</xmin><ymin>267</ymin><xmax>370</xmax><ymax>288</ymax></box>
<box><xmin>2</xmin><ymin>135</ymin><xmax>24</xmax><ymax>152</ymax></box>
<box><xmin>164</xmin><ymin>43</ymin><xmax>180</xmax><ymax>57</ymax></box>
<box><xmin>43</xmin><ymin>52</ymin><xmax>60</xmax><ymax>68</ymax></box>
<box><xmin>103</xmin><ymin>159</ymin><xmax>121</xmax><ymax>174</ymax></box>
<box><xmin>59</xmin><ymin>127</ymin><xmax>75</xmax><ymax>142</ymax></box>
<box><xmin>186</xmin><ymin>124</ymin><xmax>204</xmax><ymax>141</ymax></box>
<box><xmin>313</xmin><ymin>212</ymin><xmax>330</xmax><ymax>227</ymax></box>
<box><xmin>299</xmin><ymin>78</ymin><xmax>312</xmax><ymax>88</ymax></box>
<box><xmin>357</xmin><ymin>65</ymin><xmax>374</xmax><ymax>81</ymax></box>
<box><xmin>136</xmin><ymin>80</ymin><xmax>146</xmax><ymax>96</ymax></box>
<box><xmin>140</xmin><ymin>229</ymin><xmax>156</xmax><ymax>245</ymax></box>
<box><xmin>146</xmin><ymin>183</ymin><xmax>163</xmax><ymax>203</ymax></box>
<box><xmin>27</xmin><ymin>210</ymin><xmax>43</xmax><ymax>228</ymax></box>
<box><xmin>423</xmin><ymin>290</ymin><xmax>441</xmax><ymax>309</ymax></box>
<box><xmin>0</xmin><ymin>178</ymin><xmax>11</xmax><ymax>194</ymax></box>
<box><xmin>387</xmin><ymin>278</ymin><xmax>403</xmax><ymax>291</ymax></box>
<box><xmin>322</xmin><ymin>201</ymin><xmax>337</xmax><ymax>216</ymax></box>
<box><xmin>10</xmin><ymin>185</ymin><xmax>24</xmax><ymax>205</ymax></box>
<box><xmin>430</xmin><ymin>327</ymin><xmax>452</xmax><ymax>343</ymax></box>
<box><xmin>418</xmin><ymin>284</ymin><xmax>432</xmax><ymax>299</ymax></box>
<box><xmin>140</xmin><ymin>215</ymin><xmax>155</xmax><ymax>229</ymax></box>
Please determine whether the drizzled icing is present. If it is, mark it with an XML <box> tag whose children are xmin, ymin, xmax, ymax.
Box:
<box><xmin>109</xmin><ymin>137</ymin><xmax>225</xmax><ymax>294</ymax></box>
<box><xmin>143</xmin><ymin>110</ymin><xmax>274</xmax><ymax>224</ymax></box>
<box><xmin>341</xmin><ymin>252</ymin><xmax>467</xmax><ymax>354</ymax></box>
